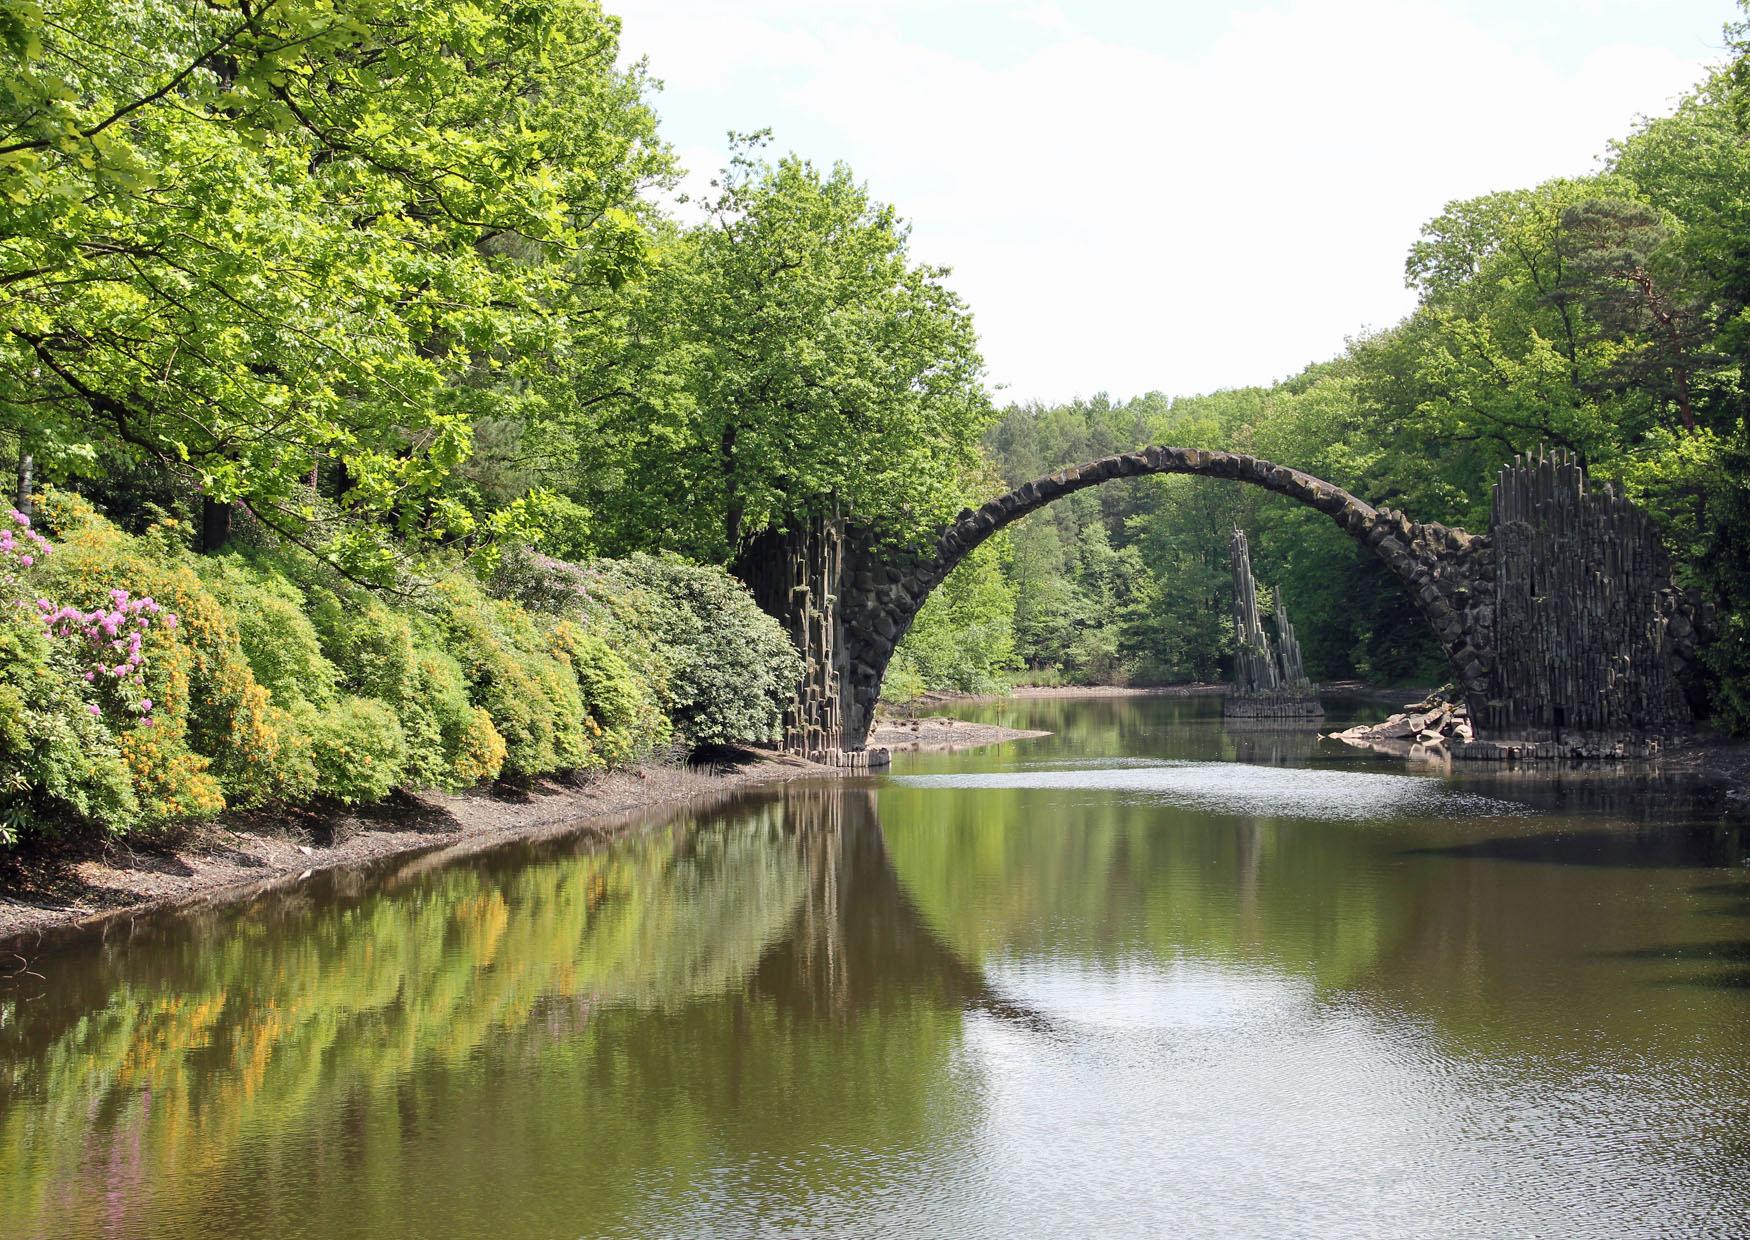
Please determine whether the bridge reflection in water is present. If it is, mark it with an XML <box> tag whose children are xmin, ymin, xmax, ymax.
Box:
<box><xmin>3</xmin><ymin>731</ymin><xmax>1749</xmax><ymax>1237</ymax></box>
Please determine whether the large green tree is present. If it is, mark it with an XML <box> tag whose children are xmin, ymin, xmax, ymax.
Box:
<box><xmin>1</xmin><ymin>0</ymin><xmax>669</xmax><ymax>572</ymax></box>
<box><xmin>586</xmin><ymin>139</ymin><xmax>990</xmax><ymax>561</ymax></box>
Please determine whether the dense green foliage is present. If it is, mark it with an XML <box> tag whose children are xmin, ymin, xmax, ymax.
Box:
<box><xmin>1</xmin><ymin>0</ymin><xmax>670</xmax><ymax>573</ymax></box>
<box><xmin>0</xmin><ymin>492</ymin><xmax>792</xmax><ymax>841</ymax></box>
<box><xmin>491</xmin><ymin>547</ymin><xmax>802</xmax><ymax>745</ymax></box>
<box><xmin>885</xmin><ymin>536</ymin><xmax>1019</xmax><ymax>699</ymax></box>
<box><xmin>590</xmin><ymin>555</ymin><xmax>801</xmax><ymax>745</ymax></box>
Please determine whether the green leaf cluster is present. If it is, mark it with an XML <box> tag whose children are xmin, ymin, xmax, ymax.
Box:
<box><xmin>2</xmin><ymin>0</ymin><xmax>670</xmax><ymax>575</ymax></box>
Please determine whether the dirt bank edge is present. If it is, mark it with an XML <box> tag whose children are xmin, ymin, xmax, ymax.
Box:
<box><xmin>0</xmin><ymin>751</ymin><xmax>831</xmax><ymax>943</ymax></box>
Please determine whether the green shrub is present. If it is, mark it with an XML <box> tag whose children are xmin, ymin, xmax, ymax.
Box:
<box><xmin>194</xmin><ymin>554</ymin><xmax>338</xmax><ymax>709</ymax></box>
<box><xmin>549</xmin><ymin>621</ymin><xmax>670</xmax><ymax>764</ymax></box>
<box><xmin>591</xmin><ymin>554</ymin><xmax>801</xmax><ymax>746</ymax></box>
<box><xmin>493</xmin><ymin>545</ymin><xmax>795</xmax><ymax>747</ymax></box>
<box><xmin>302</xmin><ymin>697</ymin><xmax>410</xmax><ymax>805</ymax></box>
<box><xmin>303</xmin><ymin>587</ymin><xmax>413</xmax><ymax>700</ymax></box>
<box><xmin>298</xmin><ymin>588</ymin><xmax>507</xmax><ymax>789</ymax></box>
<box><xmin>428</xmin><ymin>576</ymin><xmax>594</xmax><ymax>776</ymax></box>
<box><xmin>490</xmin><ymin>545</ymin><xmax>674</xmax><ymax>707</ymax></box>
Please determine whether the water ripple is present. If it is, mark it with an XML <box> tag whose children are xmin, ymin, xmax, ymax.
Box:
<box><xmin>890</xmin><ymin>761</ymin><xmax>1526</xmax><ymax>821</ymax></box>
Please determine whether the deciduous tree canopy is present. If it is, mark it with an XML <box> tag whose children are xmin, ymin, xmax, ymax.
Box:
<box><xmin>2</xmin><ymin>0</ymin><xmax>669</xmax><ymax>573</ymax></box>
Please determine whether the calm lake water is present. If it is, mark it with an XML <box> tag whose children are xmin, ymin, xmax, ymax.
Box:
<box><xmin>4</xmin><ymin>696</ymin><xmax>1749</xmax><ymax>1238</ymax></box>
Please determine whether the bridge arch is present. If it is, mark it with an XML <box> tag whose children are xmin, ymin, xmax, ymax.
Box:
<box><xmin>839</xmin><ymin>447</ymin><xmax>1487</xmax><ymax>747</ymax></box>
<box><xmin>737</xmin><ymin>446</ymin><xmax>1694</xmax><ymax>757</ymax></box>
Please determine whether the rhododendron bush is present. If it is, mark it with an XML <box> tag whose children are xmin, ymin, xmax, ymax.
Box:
<box><xmin>0</xmin><ymin>509</ymin><xmax>149</xmax><ymax>841</ymax></box>
<box><xmin>37</xmin><ymin>591</ymin><xmax>174</xmax><ymax>727</ymax></box>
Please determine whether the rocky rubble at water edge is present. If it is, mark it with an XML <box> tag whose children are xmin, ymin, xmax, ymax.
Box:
<box><xmin>1327</xmin><ymin>688</ymin><xmax>1473</xmax><ymax>758</ymax></box>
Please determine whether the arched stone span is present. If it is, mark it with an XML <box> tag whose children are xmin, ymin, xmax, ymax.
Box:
<box><xmin>736</xmin><ymin>446</ymin><xmax>1696</xmax><ymax>757</ymax></box>
<box><xmin>847</xmin><ymin>447</ymin><xmax>1487</xmax><ymax>747</ymax></box>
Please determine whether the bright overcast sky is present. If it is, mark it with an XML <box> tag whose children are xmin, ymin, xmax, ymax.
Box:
<box><xmin>611</xmin><ymin>1</ymin><xmax>1734</xmax><ymax>405</ymax></box>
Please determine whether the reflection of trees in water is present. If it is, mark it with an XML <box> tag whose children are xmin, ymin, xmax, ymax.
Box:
<box><xmin>876</xmin><ymin>780</ymin><xmax>1750</xmax><ymax>1056</ymax></box>
<box><xmin>0</xmin><ymin>785</ymin><xmax>1029</xmax><ymax>1239</ymax></box>
<box><xmin>879</xmin><ymin>781</ymin><xmax>1405</xmax><ymax>985</ymax></box>
<box><xmin>0</xmin><ymin>804</ymin><xmax>812</xmax><ymax>1236</ymax></box>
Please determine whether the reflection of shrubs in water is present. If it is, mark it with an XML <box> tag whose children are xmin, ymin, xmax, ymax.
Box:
<box><xmin>1219</xmin><ymin>721</ymin><xmax>1324</xmax><ymax>767</ymax></box>
<box><xmin>0</xmin><ymin>808</ymin><xmax>809</xmax><ymax>1227</ymax></box>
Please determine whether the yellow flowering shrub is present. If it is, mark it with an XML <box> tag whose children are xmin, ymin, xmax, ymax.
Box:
<box><xmin>428</xmin><ymin>577</ymin><xmax>594</xmax><ymax>777</ymax></box>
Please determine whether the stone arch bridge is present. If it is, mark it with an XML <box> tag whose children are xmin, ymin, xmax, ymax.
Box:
<box><xmin>735</xmin><ymin>447</ymin><xmax>1701</xmax><ymax>760</ymax></box>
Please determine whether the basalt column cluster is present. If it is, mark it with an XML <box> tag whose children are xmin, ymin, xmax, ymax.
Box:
<box><xmin>1223</xmin><ymin>527</ymin><xmax>1323</xmax><ymax>720</ymax></box>
<box><xmin>734</xmin><ymin>517</ymin><xmax>887</xmax><ymax>768</ymax></box>
<box><xmin>1467</xmin><ymin>449</ymin><xmax>1696</xmax><ymax>757</ymax></box>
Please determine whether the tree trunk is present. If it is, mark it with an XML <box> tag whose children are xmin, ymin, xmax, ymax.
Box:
<box><xmin>14</xmin><ymin>451</ymin><xmax>31</xmax><ymax>519</ymax></box>
<box><xmin>1673</xmin><ymin>364</ymin><xmax>1697</xmax><ymax>433</ymax></box>
<box><xmin>201</xmin><ymin>496</ymin><xmax>232</xmax><ymax>553</ymax></box>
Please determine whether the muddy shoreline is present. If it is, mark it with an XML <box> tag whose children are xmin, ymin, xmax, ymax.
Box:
<box><xmin>0</xmin><ymin>721</ymin><xmax>1052</xmax><ymax>945</ymax></box>
<box><xmin>0</xmin><ymin>752</ymin><xmax>812</xmax><ymax>944</ymax></box>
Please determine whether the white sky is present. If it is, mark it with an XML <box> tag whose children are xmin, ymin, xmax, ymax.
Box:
<box><xmin>611</xmin><ymin>1</ymin><xmax>1733</xmax><ymax>405</ymax></box>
